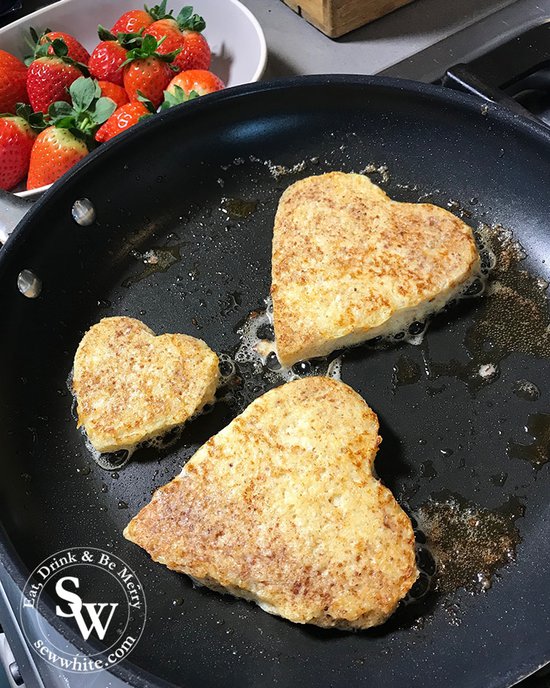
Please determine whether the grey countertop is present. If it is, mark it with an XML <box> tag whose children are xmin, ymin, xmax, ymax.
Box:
<box><xmin>242</xmin><ymin>0</ymin><xmax>518</xmax><ymax>77</ymax></box>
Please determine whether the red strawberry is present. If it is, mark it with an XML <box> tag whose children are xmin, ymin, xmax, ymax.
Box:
<box><xmin>174</xmin><ymin>31</ymin><xmax>210</xmax><ymax>72</ymax></box>
<box><xmin>97</xmin><ymin>80</ymin><xmax>129</xmax><ymax>109</ymax></box>
<box><xmin>165</xmin><ymin>69</ymin><xmax>224</xmax><ymax>98</ymax></box>
<box><xmin>122</xmin><ymin>35</ymin><xmax>176</xmax><ymax>108</ymax></box>
<box><xmin>26</xmin><ymin>48</ymin><xmax>84</xmax><ymax>113</ymax></box>
<box><xmin>27</xmin><ymin>77</ymin><xmax>116</xmax><ymax>189</ymax></box>
<box><xmin>27</xmin><ymin>127</ymin><xmax>87</xmax><ymax>189</ymax></box>
<box><xmin>124</xmin><ymin>57</ymin><xmax>172</xmax><ymax>108</ymax></box>
<box><xmin>144</xmin><ymin>5</ymin><xmax>209</xmax><ymax>72</ymax></box>
<box><xmin>0</xmin><ymin>113</ymin><xmax>36</xmax><ymax>190</ymax></box>
<box><xmin>111</xmin><ymin>0</ymin><xmax>175</xmax><ymax>34</ymax></box>
<box><xmin>143</xmin><ymin>18</ymin><xmax>182</xmax><ymax>53</ymax></box>
<box><xmin>30</xmin><ymin>28</ymin><xmax>90</xmax><ymax>65</ymax></box>
<box><xmin>0</xmin><ymin>50</ymin><xmax>29</xmax><ymax>114</ymax></box>
<box><xmin>111</xmin><ymin>9</ymin><xmax>154</xmax><ymax>34</ymax></box>
<box><xmin>95</xmin><ymin>99</ymin><xmax>153</xmax><ymax>142</ymax></box>
<box><xmin>88</xmin><ymin>39</ymin><xmax>128</xmax><ymax>86</ymax></box>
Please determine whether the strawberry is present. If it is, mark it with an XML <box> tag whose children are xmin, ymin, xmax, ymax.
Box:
<box><xmin>144</xmin><ymin>5</ymin><xmax>210</xmax><ymax>72</ymax></box>
<box><xmin>28</xmin><ymin>28</ymin><xmax>90</xmax><ymax>65</ymax></box>
<box><xmin>97</xmin><ymin>80</ymin><xmax>129</xmax><ymax>109</ymax></box>
<box><xmin>27</xmin><ymin>127</ymin><xmax>87</xmax><ymax>190</ymax></box>
<box><xmin>26</xmin><ymin>39</ymin><xmax>86</xmax><ymax>113</ymax></box>
<box><xmin>0</xmin><ymin>50</ymin><xmax>29</xmax><ymax>114</ymax></box>
<box><xmin>165</xmin><ymin>69</ymin><xmax>224</xmax><ymax>99</ymax></box>
<box><xmin>88</xmin><ymin>27</ymin><xmax>143</xmax><ymax>86</ymax></box>
<box><xmin>141</xmin><ymin>0</ymin><xmax>179</xmax><ymax>47</ymax></box>
<box><xmin>143</xmin><ymin>18</ymin><xmax>182</xmax><ymax>53</ymax></box>
<box><xmin>95</xmin><ymin>98</ymin><xmax>154</xmax><ymax>142</ymax></box>
<box><xmin>27</xmin><ymin>77</ymin><xmax>116</xmax><ymax>189</ymax></box>
<box><xmin>0</xmin><ymin>107</ymin><xmax>37</xmax><ymax>190</ymax></box>
<box><xmin>122</xmin><ymin>35</ymin><xmax>177</xmax><ymax>108</ymax></box>
<box><xmin>174</xmin><ymin>30</ymin><xmax>210</xmax><ymax>72</ymax></box>
<box><xmin>111</xmin><ymin>9</ymin><xmax>154</xmax><ymax>34</ymax></box>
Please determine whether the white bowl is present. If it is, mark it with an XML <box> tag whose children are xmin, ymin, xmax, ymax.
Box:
<box><xmin>0</xmin><ymin>0</ymin><xmax>267</xmax><ymax>199</ymax></box>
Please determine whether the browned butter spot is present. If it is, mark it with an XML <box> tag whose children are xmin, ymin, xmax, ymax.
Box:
<box><xmin>416</xmin><ymin>491</ymin><xmax>524</xmax><ymax>594</ymax></box>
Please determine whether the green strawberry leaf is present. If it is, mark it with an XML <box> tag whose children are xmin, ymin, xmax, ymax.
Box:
<box><xmin>26</xmin><ymin>33</ymin><xmax>53</xmax><ymax>63</ymax></box>
<box><xmin>69</xmin><ymin>77</ymin><xmax>99</xmax><ymax>112</ymax></box>
<box><xmin>52</xmin><ymin>115</ymin><xmax>76</xmax><ymax>130</ymax></box>
<box><xmin>136</xmin><ymin>91</ymin><xmax>157</xmax><ymax>113</ymax></box>
<box><xmin>160</xmin><ymin>85</ymin><xmax>200</xmax><ymax>110</ymax></box>
<box><xmin>142</xmin><ymin>33</ymin><xmax>158</xmax><ymax>53</ymax></box>
<box><xmin>27</xmin><ymin>111</ymin><xmax>49</xmax><ymax>131</ymax></box>
<box><xmin>15</xmin><ymin>103</ymin><xmax>33</xmax><ymax>120</ymax></box>
<box><xmin>121</xmin><ymin>34</ymin><xmax>177</xmax><ymax>66</ymax></box>
<box><xmin>97</xmin><ymin>24</ymin><xmax>117</xmax><ymax>41</ymax></box>
<box><xmin>98</xmin><ymin>24</ymin><xmax>145</xmax><ymax>49</ymax></box>
<box><xmin>176</xmin><ymin>6</ymin><xmax>205</xmax><ymax>32</ymax></box>
<box><xmin>119</xmin><ymin>32</ymin><xmax>145</xmax><ymax>50</ymax></box>
<box><xmin>138</xmin><ymin>112</ymin><xmax>154</xmax><ymax>123</ymax></box>
<box><xmin>49</xmin><ymin>37</ymin><xmax>69</xmax><ymax>58</ymax></box>
<box><xmin>48</xmin><ymin>101</ymin><xmax>74</xmax><ymax>119</ymax></box>
<box><xmin>10</xmin><ymin>103</ymin><xmax>49</xmax><ymax>131</ymax></box>
<box><xmin>146</xmin><ymin>0</ymin><xmax>173</xmax><ymax>21</ymax></box>
<box><xmin>94</xmin><ymin>97</ymin><xmax>117</xmax><ymax>124</ymax></box>
<box><xmin>47</xmin><ymin>79</ymin><xmax>117</xmax><ymax>141</ymax></box>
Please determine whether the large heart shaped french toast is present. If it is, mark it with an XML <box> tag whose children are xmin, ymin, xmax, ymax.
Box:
<box><xmin>271</xmin><ymin>172</ymin><xmax>480</xmax><ymax>366</ymax></box>
<box><xmin>124</xmin><ymin>377</ymin><xmax>418</xmax><ymax>629</ymax></box>
<box><xmin>73</xmin><ymin>317</ymin><xmax>219</xmax><ymax>453</ymax></box>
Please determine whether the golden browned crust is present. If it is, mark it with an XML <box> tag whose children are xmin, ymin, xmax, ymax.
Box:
<box><xmin>271</xmin><ymin>172</ymin><xmax>480</xmax><ymax>366</ymax></box>
<box><xmin>72</xmin><ymin>317</ymin><xmax>219</xmax><ymax>453</ymax></box>
<box><xmin>124</xmin><ymin>377</ymin><xmax>418</xmax><ymax>629</ymax></box>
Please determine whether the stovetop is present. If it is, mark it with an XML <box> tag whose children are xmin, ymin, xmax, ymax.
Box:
<box><xmin>383</xmin><ymin>0</ymin><xmax>550</xmax><ymax>84</ymax></box>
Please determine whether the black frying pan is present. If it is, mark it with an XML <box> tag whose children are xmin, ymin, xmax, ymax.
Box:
<box><xmin>1</xmin><ymin>75</ymin><xmax>550</xmax><ymax>688</ymax></box>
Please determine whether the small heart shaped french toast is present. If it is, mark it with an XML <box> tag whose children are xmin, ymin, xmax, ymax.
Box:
<box><xmin>124</xmin><ymin>377</ymin><xmax>418</xmax><ymax>629</ymax></box>
<box><xmin>271</xmin><ymin>172</ymin><xmax>481</xmax><ymax>366</ymax></box>
<box><xmin>72</xmin><ymin>316</ymin><xmax>219</xmax><ymax>453</ymax></box>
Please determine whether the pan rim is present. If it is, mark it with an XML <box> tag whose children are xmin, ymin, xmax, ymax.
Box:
<box><xmin>2</xmin><ymin>73</ymin><xmax>550</xmax><ymax>262</ymax></box>
<box><xmin>1</xmin><ymin>73</ymin><xmax>550</xmax><ymax>687</ymax></box>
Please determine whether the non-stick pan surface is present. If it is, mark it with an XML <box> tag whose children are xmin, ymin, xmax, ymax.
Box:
<box><xmin>1</xmin><ymin>76</ymin><xmax>550</xmax><ymax>688</ymax></box>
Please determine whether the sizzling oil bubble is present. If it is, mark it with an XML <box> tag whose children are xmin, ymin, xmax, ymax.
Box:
<box><xmin>507</xmin><ymin>412</ymin><xmax>550</xmax><ymax>469</ymax></box>
<box><xmin>513</xmin><ymin>379</ymin><xmax>540</xmax><ymax>401</ymax></box>
<box><xmin>218</xmin><ymin>353</ymin><xmax>236</xmax><ymax>383</ymax></box>
<box><xmin>229</xmin><ymin>299</ymin><xmax>343</xmax><ymax>412</ymax></box>
<box><xmin>466</xmin><ymin>224</ymin><xmax>550</xmax><ymax>361</ymax></box>
<box><xmin>421</xmin><ymin>224</ymin><xmax>550</xmax><ymax>395</ymax></box>
<box><xmin>401</xmin><ymin>518</ymin><xmax>438</xmax><ymax>606</ymax></box>
<box><xmin>358</xmin><ymin>163</ymin><xmax>390</xmax><ymax>184</ymax></box>
<box><xmin>416</xmin><ymin>492</ymin><xmax>524</xmax><ymax>594</ymax></box>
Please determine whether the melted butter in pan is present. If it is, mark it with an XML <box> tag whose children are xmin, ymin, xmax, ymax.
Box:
<box><xmin>465</xmin><ymin>223</ymin><xmax>550</xmax><ymax>362</ymax></box>
<box><xmin>416</xmin><ymin>491</ymin><xmax>524</xmax><ymax>594</ymax></box>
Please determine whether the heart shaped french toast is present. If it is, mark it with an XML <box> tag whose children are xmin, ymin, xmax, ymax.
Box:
<box><xmin>124</xmin><ymin>377</ymin><xmax>418</xmax><ymax>629</ymax></box>
<box><xmin>271</xmin><ymin>172</ymin><xmax>480</xmax><ymax>366</ymax></box>
<box><xmin>72</xmin><ymin>316</ymin><xmax>219</xmax><ymax>453</ymax></box>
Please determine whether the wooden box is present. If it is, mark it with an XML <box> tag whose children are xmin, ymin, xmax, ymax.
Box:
<box><xmin>281</xmin><ymin>0</ymin><xmax>415</xmax><ymax>38</ymax></box>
